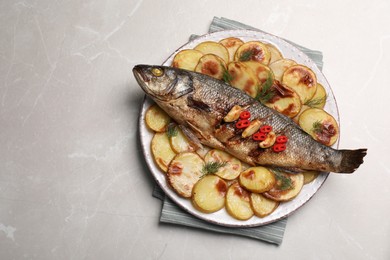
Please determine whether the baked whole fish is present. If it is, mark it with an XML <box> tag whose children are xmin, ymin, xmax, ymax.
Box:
<box><xmin>134</xmin><ymin>65</ymin><xmax>367</xmax><ymax>173</ymax></box>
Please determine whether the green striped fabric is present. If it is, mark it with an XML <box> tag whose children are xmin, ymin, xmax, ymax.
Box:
<box><xmin>153</xmin><ymin>17</ymin><xmax>324</xmax><ymax>245</ymax></box>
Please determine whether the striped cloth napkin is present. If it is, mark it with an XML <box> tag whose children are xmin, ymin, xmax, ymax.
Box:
<box><xmin>152</xmin><ymin>16</ymin><xmax>324</xmax><ymax>245</ymax></box>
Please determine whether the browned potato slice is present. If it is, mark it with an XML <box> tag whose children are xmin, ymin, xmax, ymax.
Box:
<box><xmin>250</xmin><ymin>193</ymin><xmax>279</xmax><ymax>218</ymax></box>
<box><xmin>264</xmin><ymin>172</ymin><xmax>304</xmax><ymax>201</ymax></box>
<box><xmin>204</xmin><ymin>149</ymin><xmax>241</xmax><ymax>180</ymax></box>
<box><xmin>167</xmin><ymin>152</ymin><xmax>204</xmax><ymax>198</ymax></box>
<box><xmin>145</xmin><ymin>104</ymin><xmax>171</xmax><ymax>132</ymax></box>
<box><xmin>239</xmin><ymin>166</ymin><xmax>276</xmax><ymax>193</ymax></box>
<box><xmin>169</xmin><ymin>127</ymin><xmax>196</xmax><ymax>153</ymax></box>
<box><xmin>151</xmin><ymin>132</ymin><xmax>176</xmax><ymax>172</ymax></box>
<box><xmin>282</xmin><ymin>65</ymin><xmax>317</xmax><ymax>103</ymax></box>
<box><xmin>234</xmin><ymin>41</ymin><xmax>271</xmax><ymax>65</ymax></box>
<box><xmin>266</xmin><ymin>43</ymin><xmax>283</xmax><ymax>63</ymax></box>
<box><xmin>194</xmin><ymin>41</ymin><xmax>229</xmax><ymax>64</ymax></box>
<box><xmin>195</xmin><ymin>54</ymin><xmax>226</xmax><ymax>80</ymax></box>
<box><xmin>172</xmin><ymin>49</ymin><xmax>203</xmax><ymax>71</ymax></box>
<box><xmin>192</xmin><ymin>175</ymin><xmax>227</xmax><ymax>213</ymax></box>
<box><xmin>298</xmin><ymin>108</ymin><xmax>339</xmax><ymax>146</ymax></box>
<box><xmin>242</xmin><ymin>61</ymin><xmax>274</xmax><ymax>86</ymax></box>
<box><xmin>304</xmin><ymin>83</ymin><xmax>327</xmax><ymax>109</ymax></box>
<box><xmin>302</xmin><ymin>171</ymin><xmax>320</xmax><ymax>184</ymax></box>
<box><xmin>292</xmin><ymin>104</ymin><xmax>310</xmax><ymax>124</ymax></box>
<box><xmin>226</xmin><ymin>182</ymin><xmax>254</xmax><ymax>220</ymax></box>
<box><xmin>219</xmin><ymin>37</ymin><xmax>244</xmax><ymax>62</ymax></box>
<box><xmin>227</xmin><ymin>62</ymin><xmax>259</xmax><ymax>98</ymax></box>
<box><xmin>263</xmin><ymin>80</ymin><xmax>302</xmax><ymax>118</ymax></box>
<box><xmin>269</xmin><ymin>59</ymin><xmax>297</xmax><ymax>81</ymax></box>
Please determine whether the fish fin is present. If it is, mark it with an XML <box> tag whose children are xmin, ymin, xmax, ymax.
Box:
<box><xmin>177</xmin><ymin>124</ymin><xmax>203</xmax><ymax>150</ymax></box>
<box><xmin>187</xmin><ymin>95</ymin><xmax>211</xmax><ymax>112</ymax></box>
<box><xmin>338</xmin><ymin>149</ymin><xmax>367</xmax><ymax>173</ymax></box>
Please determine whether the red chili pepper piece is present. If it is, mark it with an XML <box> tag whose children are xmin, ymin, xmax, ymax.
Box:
<box><xmin>252</xmin><ymin>132</ymin><xmax>267</xmax><ymax>141</ymax></box>
<box><xmin>260</xmin><ymin>125</ymin><xmax>272</xmax><ymax>133</ymax></box>
<box><xmin>239</xmin><ymin>110</ymin><xmax>251</xmax><ymax>120</ymax></box>
<box><xmin>236</xmin><ymin>119</ymin><xmax>250</xmax><ymax>129</ymax></box>
<box><xmin>276</xmin><ymin>135</ymin><xmax>288</xmax><ymax>144</ymax></box>
<box><xmin>273</xmin><ymin>143</ymin><xmax>286</xmax><ymax>152</ymax></box>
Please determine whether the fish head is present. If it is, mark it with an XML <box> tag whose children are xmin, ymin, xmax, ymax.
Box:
<box><xmin>133</xmin><ymin>65</ymin><xmax>193</xmax><ymax>101</ymax></box>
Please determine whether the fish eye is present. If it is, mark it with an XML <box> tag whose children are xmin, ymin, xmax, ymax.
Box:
<box><xmin>151</xmin><ymin>67</ymin><xmax>164</xmax><ymax>77</ymax></box>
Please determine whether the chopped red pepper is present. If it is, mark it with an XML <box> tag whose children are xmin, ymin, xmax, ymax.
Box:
<box><xmin>260</xmin><ymin>125</ymin><xmax>272</xmax><ymax>133</ymax></box>
<box><xmin>236</xmin><ymin>119</ymin><xmax>250</xmax><ymax>129</ymax></box>
<box><xmin>273</xmin><ymin>143</ymin><xmax>286</xmax><ymax>152</ymax></box>
<box><xmin>252</xmin><ymin>132</ymin><xmax>267</xmax><ymax>141</ymax></box>
<box><xmin>239</xmin><ymin>111</ymin><xmax>251</xmax><ymax>120</ymax></box>
<box><xmin>276</xmin><ymin>135</ymin><xmax>288</xmax><ymax>144</ymax></box>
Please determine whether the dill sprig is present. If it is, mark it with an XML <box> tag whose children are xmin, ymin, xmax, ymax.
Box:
<box><xmin>239</xmin><ymin>49</ymin><xmax>254</xmax><ymax>62</ymax></box>
<box><xmin>222</xmin><ymin>66</ymin><xmax>233</xmax><ymax>84</ymax></box>
<box><xmin>201</xmin><ymin>161</ymin><xmax>227</xmax><ymax>176</ymax></box>
<box><xmin>166</xmin><ymin>123</ymin><xmax>178</xmax><ymax>138</ymax></box>
<box><xmin>304</xmin><ymin>95</ymin><xmax>327</xmax><ymax>107</ymax></box>
<box><xmin>256</xmin><ymin>74</ymin><xmax>275</xmax><ymax>104</ymax></box>
<box><xmin>273</xmin><ymin>170</ymin><xmax>294</xmax><ymax>191</ymax></box>
<box><xmin>311</xmin><ymin>120</ymin><xmax>323</xmax><ymax>134</ymax></box>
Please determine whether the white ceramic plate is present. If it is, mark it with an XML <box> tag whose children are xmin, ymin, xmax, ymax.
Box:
<box><xmin>138</xmin><ymin>30</ymin><xmax>339</xmax><ymax>227</ymax></box>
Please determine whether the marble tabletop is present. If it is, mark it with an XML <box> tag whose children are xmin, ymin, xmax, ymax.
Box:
<box><xmin>1</xmin><ymin>0</ymin><xmax>389</xmax><ymax>259</ymax></box>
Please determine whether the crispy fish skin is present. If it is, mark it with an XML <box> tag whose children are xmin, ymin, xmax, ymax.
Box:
<box><xmin>134</xmin><ymin>65</ymin><xmax>367</xmax><ymax>173</ymax></box>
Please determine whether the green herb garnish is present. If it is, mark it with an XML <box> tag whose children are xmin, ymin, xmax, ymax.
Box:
<box><xmin>273</xmin><ymin>170</ymin><xmax>294</xmax><ymax>191</ymax></box>
<box><xmin>222</xmin><ymin>66</ymin><xmax>233</xmax><ymax>83</ymax></box>
<box><xmin>304</xmin><ymin>95</ymin><xmax>327</xmax><ymax>107</ymax></box>
<box><xmin>166</xmin><ymin>123</ymin><xmax>178</xmax><ymax>138</ymax></box>
<box><xmin>201</xmin><ymin>161</ymin><xmax>227</xmax><ymax>176</ymax></box>
<box><xmin>239</xmin><ymin>49</ymin><xmax>254</xmax><ymax>61</ymax></box>
<box><xmin>256</xmin><ymin>73</ymin><xmax>275</xmax><ymax>104</ymax></box>
<box><xmin>311</xmin><ymin>120</ymin><xmax>323</xmax><ymax>134</ymax></box>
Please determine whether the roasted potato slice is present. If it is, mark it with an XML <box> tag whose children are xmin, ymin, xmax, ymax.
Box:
<box><xmin>169</xmin><ymin>127</ymin><xmax>196</xmax><ymax>153</ymax></box>
<box><xmin>304</xmin><ymin>83</ymin><xmax>327</xmax><ymax>109</ymax></box>
<box><xmin>227</xmin><ymin>62</ymin><xmax>259</xmax><ymax>98</ymax></box>
<box><xmin>234</xmin><ymin>41</ymin><xmax>271</xmax><ymax>65</ymax></box>
<box><xmin>242</xmin><ymin>61</ymin><xmax>274</xmax><ymax>86</ymax></box>
<box><xmin>263</xmin><ymin>80</ymin><xmax>302</xmax><ymax>118</ymax></box>
<box><xmin>145</xmin><ymin>104</ymin><xmax>171</xmax><ymax>132</ymax></box>
<box><xmin>167</xmin><ymin>152</ymin><xmax>204</xmax><ymax>198</ymax></box>
<box><xmin>192</xmin><ymin>175</ymin><xmax>227</xmax><ymax>213</ymax></box>
<box><xmin>239</xmin><ymin>166</ymin><xmax>276</xmax><ymax>193</ymax></box>
<box><xmin>195</xmin><ymin>54</ymin><xmax>226</xmax><ymax>80</ymax></box>
<box><xmin>298</xmin><ymin>108</ymin><xmax>339</xmax><ymax>146</ymax></box>
<box><xmin>292</xmin><ymin>104</ymin><xmax>310</xmax><ymax>124</ymax></box>
<box><xmin>250</xmin><ymin>193</ymin><xmax>279</xmax><ymax>218</ymax></box>
<box><xmin>194</xmin><ymin>41</ymin><xmax>229</xmax><ymax>64</ymax></box>
<box><xmin>226</xmin><ymin>182</ymin><xmax>254</xmax><ymax>220</ymax></box>
<box><xmin>204</xmin><ymin>149</ymin><xmax>241</xmax><ymax>180</ymax></box>
<box><xmin>302</xmin><ymin>171</ymin><xmax>320</xmax><ymax>184</ymax></box>
<box><xmin>266</xmin><ymin>43</ymin><xmax>283</xmax><ymax>63</ymax></box>
<box><xmin>172</xmin><ymin>49</ymin><xmax>203</xmax><ymax>71</ymax></box>
<box><xmin>282</xmin><ymin>64</ymin><xmax>317</xmax><ymax>103</ymax></box>
<box><xmin>151</xmin><ymin>132</ymin><xmax>176</xmax><ymax>172</ymax></box>
<box><xmin>269</xmin><ymin>58</ymin><xmax>297</xmax><ymax>81</ymax></box>
<box><xmin>219</xmin><ymin>37</ymin><xmax>244</xmax><ymax>62</ymax></box>
<box><xmin>264</xmin><ymin>172</ymin><xmax>304</xmax><ymax>201</ymax></box>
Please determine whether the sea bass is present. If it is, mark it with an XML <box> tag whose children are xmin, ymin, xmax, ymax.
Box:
<box><xmin>134</xmin><ymin>65</ymin><xmax>367</xmax><ymax>173</ymax></box>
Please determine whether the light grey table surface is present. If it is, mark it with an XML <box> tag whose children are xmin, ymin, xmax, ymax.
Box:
<box><xmin>1</xmin><ymin>0</ymin><xmax>389</xmax><ymax>259</ymax></box>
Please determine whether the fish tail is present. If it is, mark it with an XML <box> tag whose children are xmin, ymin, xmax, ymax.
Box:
<box><xmin>338</xmin><ymin>149</ymin><xmax>367</xmax><ymax>173</ymax></box>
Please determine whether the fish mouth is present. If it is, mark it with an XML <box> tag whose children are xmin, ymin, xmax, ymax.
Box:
<box><xmin>133</xmin><ymin>65</ymin><xmax>150</xmax><ymax>93</ymax></box>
